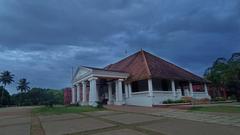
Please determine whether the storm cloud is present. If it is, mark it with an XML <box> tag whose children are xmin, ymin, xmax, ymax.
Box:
<box><xmin>0</xmin><ymin>0</ymin><xmax>239</xmax><ymax>93</ymax></box>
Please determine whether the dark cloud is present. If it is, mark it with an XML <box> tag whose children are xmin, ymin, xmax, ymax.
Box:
<box><xmin>0</xmin><ymin>0</ymin><xmax>239</xmax><ymax>93</ymax></box>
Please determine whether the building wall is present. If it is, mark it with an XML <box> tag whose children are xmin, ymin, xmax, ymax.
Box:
<box><xmin>64</xmin><ymin>88</ymin><xmax>72</xmax><ymax>105</ymax></box>
<box><xmin>125</xmin><ymin>92</ymin><xmax>153</xmax><ymax>106</ymax></box>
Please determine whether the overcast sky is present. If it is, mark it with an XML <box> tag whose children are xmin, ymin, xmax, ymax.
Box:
<box><xmin>0</xmin><ymin>0</ymin><xmax>239</xmax><ymax>94</ymax></box>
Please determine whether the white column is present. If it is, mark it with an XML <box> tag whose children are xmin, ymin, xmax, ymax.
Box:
<box><xmin>128</xmin><ymin>84</ymin><xmax>132</xmax><ymax>98</ymax></box>
<box><xmin>89</xmin><ymin>77</ymin><xmax>98</xmax><ymax>107</ymax></box>
<box><xmin>171</xmin><ymin>80</ymin><xmax>176</xmax><ymax>97</ymax></box>
<box><xmin>107</xmin><ymin>82</ymin><xmax>113</xmax><ymax>105</ymax></box>
<box><xmin>148</xmin><ymin>79</ymin><xmax>153</xmax><ymax>97</ymax></box>
<box><xmin>115</xmin><ymin>79</ymin><xmax>123</xmax><ymax>105</ymax></box>
<box><xmin>189</xmin><ymin>82</ymin><xmax>193</xmax><ymax>97</ymax></box>
<box><xmin>71</xmin><ymin>86</ymin><xmax>76</xmax><ymax>104</ymax></box>
<box><xmin>76</xmin><ymin>83</ymin><xmax>80</xmax><ymax>103</ymax></box>
<box><xmin>82</xmin><ymin>81</ymin><xmax>87</xmax><ymax>105</ymax></box>
<box><xmin>125</xmin><ymin>83</ymin><xmax>129</xmax><ymax>98</ymax></box>
<box><xmin>204</xmin><ymin>83</ymin><xmax>209</xmax><ymax>96</ymax></box>
<box><xmin>118</xmin><ymin>79</ymin><xmax>123</xmax><ymax>103</ymax></box>
<box><xmin>115</xmin><ymin>80</ymin><xmax>119</xmax><ymax>102</ymax></box>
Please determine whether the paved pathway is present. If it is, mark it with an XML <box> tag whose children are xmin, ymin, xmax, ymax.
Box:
<box><xmin>1</xmin><ymin>106</ymin><xmax>240</xmax><ymax>135</ymax></box>
<box><xmin>0</xmin><ymin>107</ymin><xmax>32</xmax><ymax>135</ymax></box>
<box><xmin>38</xmin><ymin>107</ymin><xmax>240</xmax><ymax>135</ymax></box>
<box><xmin>106</xmin><ymin>105</ymin><xmax>240</xmax><ymax>127</ymax></box>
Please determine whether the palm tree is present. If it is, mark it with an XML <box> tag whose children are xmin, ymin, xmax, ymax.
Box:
<box><xmin>0</xmin><ymin>71</ymin><xmax>14</xmax><ymax>105</ymax></box>
<box><xmin>17</xmin><ymin>78</ymin><xmax>30</xmax><ymax>93</ymax></box>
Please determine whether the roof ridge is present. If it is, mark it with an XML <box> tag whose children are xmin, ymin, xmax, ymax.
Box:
<box><xmin>104</xmin><ymin>51</ymin><xmax>140</xmax><ymax>69</ymax></box>
<box><xmin>141</xmin><ymin>50</ymin><xmax>152</xmax><ymax>77</ymax></box>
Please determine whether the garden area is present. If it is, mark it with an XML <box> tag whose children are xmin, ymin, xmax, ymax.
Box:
<box><xmin>189</xmin><ymin>105</ymin><xmax>240</xmax><ymax>113</ymax></box>
<box><xmin>32</xmin><ymin>106</ymin><xmax>105</xmax><ymax>115</ymax></box>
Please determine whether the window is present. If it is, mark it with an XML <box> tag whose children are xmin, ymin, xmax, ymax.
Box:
<box><xmin>131</xmin><ymin>79</ymin><xmax>148</xmax><ymax>92</ymax></box>
<box><xmin>122</xmin><ymin>82</ymin><xmax>125</xmax><ymax>94</ymax></box>
<box><xmin>153</xmin><ymin>79</ymin><xmax>171</xmax><ymax>91</ymax></box>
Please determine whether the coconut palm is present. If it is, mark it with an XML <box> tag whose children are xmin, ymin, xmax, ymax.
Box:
<box><xmin>0</xmin><ymin>71</ymin><xmax>14</xmax><ymax>105</ymax></box>
<box><xmin>17</xmin><ymin>78</ymin><xmax>30</xmax><ymax>93</ymax></box>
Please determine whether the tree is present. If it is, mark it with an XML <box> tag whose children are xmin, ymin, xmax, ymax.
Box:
<box><xmin>0</xmin><ymin>71</ymin><xmax>14</xmax><ymax>105</ymax></box>
<box><xmin>17</xmin><ymin>78</ymin><xmax>30</xmax><ymax>93</ymax></box>
<box><xmin>0</xmin><ymin>86</ymin><xmax>11</xmax><ymax>107</ymax></box>
<box><xmin>204</xmin><ymin>52</ymin><xmax>240</xmax><ymax>101</ymax></box>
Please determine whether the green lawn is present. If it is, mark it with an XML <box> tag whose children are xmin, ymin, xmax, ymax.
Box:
<box><xmin>189</xmin><ymin>106</ymin><xmax>240</xmax><ymax>113</ymax></box>
<box><xmin>32</xmin><ymin>106</ymin><xmax>104</xmax><ymax>115</ymax></box>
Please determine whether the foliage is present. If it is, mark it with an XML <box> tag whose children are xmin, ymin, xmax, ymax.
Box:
<box><xmin>204</xmin><ymin>52</ymin><xmax>240</xmax><ymax>101</ymax></box>
<box><xmin>0</xmin><ymin>71</ymin><xmax>14</xmax><ymax>105</ymax></box>
<box><xmin>17</xmin><ymin>78</ymin><xmax>30</xmax><ymax>93</ymax></box>
<box><xmin>11</xmin><ymin>88</ymin><xmax>64</xmax><ymax>106</ymax></box>
<box><xmin>162</xmin><ymin>99</ymin><xmax>191</xmax><ymax>104</ymax></box>
<box><xmin>32</xmin><ymin>106</ymin><xmax>104</xmax><ymax>115</ymax></box>
<box><xmin>0</xmin><ymin>86</ymin><xmax>11</xmax><ymax>107</ymax></box>
<box><xmin>96</xmin><ymin>101</ymin><xmax>104</xmax><ymax>108</ymax></box>
<box><xmin>0</xmin><ymin>71</ymin><xmax>14</xmax><ymax>87</ymax></box>
<box><xmin>212</xmin><ymin>97</ymin><xmax>226</xmax><ymax>102</ymax></box>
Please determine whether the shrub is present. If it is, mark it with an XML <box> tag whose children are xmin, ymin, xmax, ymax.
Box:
<box><xmin>215</xmin><ymin>97</ymin><xmax>226</xmax><ymax>101</ymax></box>
<box><xmin>96</xmin><ymin>101</ymin><xmax>103</xmax><ymax>108</ymax></box>
<box><xmin>228</xmin><ymin>95</ymin><xmax>236</xmax><ymax>100</ymax></box>
<box><xmin>162</xmin><ymin>98</ymin><xmax>191</xmax><ymax>104</ymax></box>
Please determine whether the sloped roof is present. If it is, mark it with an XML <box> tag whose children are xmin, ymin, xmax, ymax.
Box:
<box><xmin>105</xmin><ymin>50</ymin><xmax>207</xmax><ymax>83</ymax></box>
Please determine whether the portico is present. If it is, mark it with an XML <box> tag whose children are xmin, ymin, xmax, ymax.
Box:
<box><xmin>71</xmin><ymin>66</ymin><xmax>129</xmax><ymax>107</ymax></box>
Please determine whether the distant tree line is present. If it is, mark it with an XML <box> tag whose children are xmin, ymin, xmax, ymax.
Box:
<box><xmin>204</xmin><ymin>52</ymin><xmax>240</xmax><ymax>101</ymax></box>
<box><xmin>0</xmin><ymin>71</ymin><xmax>63</xmax><ymax>107</ymax></box>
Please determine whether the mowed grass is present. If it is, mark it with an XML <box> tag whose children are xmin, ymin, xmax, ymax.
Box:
<box><xmin>189</xmin><ymin>106</ymin><xmax>240</xmax><ymax>113</ymax></box>
<box><xmin>32</xmin><ymin>106</ymin><xmax>104</xmax><ymax>115</ymax></box>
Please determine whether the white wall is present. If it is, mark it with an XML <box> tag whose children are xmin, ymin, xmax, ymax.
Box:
<box><xmin>193</xmin><ymin>92</ymin><xmax>211</xmax><ymax>99</ymax></box>
<box><xmin>152</xmin><ymin>91</ymin><xmax>180</xmax><ymax>104</ymax></box>
<box><xmin>125</xmin><ymin>91</ymin><xmax>153</xmax><ymax>107</ymax></box>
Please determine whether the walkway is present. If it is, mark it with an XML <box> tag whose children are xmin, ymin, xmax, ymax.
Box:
<box><xmin>105</xmin><ymin>105</ymin><xmax>240</xmax><ymax>127</ymax></box>
<box><xmin>1</xmin><ymin>106</ymin><xmax>240</xmax><ymax>135</ymax></box>
<box><xmin>0</xmin><ymin>107</ymin><xmax>32</xmax><ymax>135</ymax></box>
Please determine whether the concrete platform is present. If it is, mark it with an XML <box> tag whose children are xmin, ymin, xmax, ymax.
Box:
<box><xmin>0</xmin><ymin>116</ymin><xmax>30</xmax><ymax>126</ymax></box>
<box><xmin>0</xmin><ymin>107</ymin><xmax>32</xmax><ymax>135</ymax></box>
<box><xmin>39</xmin><ymin>113</ymin><xmax>84</xmax><ymax>122</ymax></box>
<box><xmin>41</xmin><ymin>117</ymin><xmax>115</xmax><ymax>135</ymax></box>
<box><xmin>101</xmin><ymin>113</ymin><xmax>160</xmax><ymax>124</ymax></box>
<box><xmin>83</xmin><ymin>110</ymin><xmax>123</xmax><ymax>116</ymax></box>
<box><xmin>139</xmin><ymin>118</ymin><xmax>240</xmax><ymax>135</ymax></box>
<box><xmin>92</xmin><ymin>129</ymin><xmax>146</xmax><ymax>135</ymax></box>
<box><xmin>0</xmin><ymin>124</ymin><xmax>30</xmax><ymax>135</ymax></box>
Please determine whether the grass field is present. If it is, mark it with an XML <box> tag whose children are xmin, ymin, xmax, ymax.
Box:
<box><xmin>32</xmin><ymin>106</ymin><xmax>104</xmax><ymax>115</ymax></box>
<box><xmin>189</xmin><ymin>106</ymin><xmax>240</xmax><ymax>113</ymax></box>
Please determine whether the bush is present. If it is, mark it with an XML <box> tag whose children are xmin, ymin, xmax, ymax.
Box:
<box><xmin>228</xmin><ymin>95</ymin><xmax>236</xmax><ymax>100</ymax></box>
<box><xmin>44</xmin><ymin>101</ymin><xmax>54</xmax><ymax>108</ymax></box>
<box><xmin>214</xmin><ymin>97</ymin><xmax>226</xmax><ymax>101</ymax></box>
<box><xmin>162</xmin><ymin>98</ymin><xmax>192</xmax><ymax>104</ymax></box>
<box><xmin>96</xmin><ymin>101</ymin><xmax>103</xmax><ymax>108</ymax></box>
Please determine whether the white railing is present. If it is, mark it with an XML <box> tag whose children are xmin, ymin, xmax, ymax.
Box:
<box><xmin>152</xmin><ymin>91</ymin><xmax>177</xmax><ymax>105</ymax></box>
<box><xmin>193</xmin><ymin>92</ymin><xmax>210</xmax><ymax>99</ymax></box>
<box><xmin>131</xmin><ymin>91</ymin><xmax>149</xmax><ymax>95</ymax></box>
<box><xmin>126</xmin><ymin>91</ymin><xmax>152</xmax><ymax>106</ymax></box>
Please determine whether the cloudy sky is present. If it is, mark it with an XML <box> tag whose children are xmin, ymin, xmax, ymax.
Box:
<box><xmin>0</xmin><ymin>0</ymin><xmax>239</xmax><ymax>93</ymax></box>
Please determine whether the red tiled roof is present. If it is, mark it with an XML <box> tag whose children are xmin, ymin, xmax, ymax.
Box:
<box><xmin>105</xmin><ymin>50</ymin><xmax>207</xmax><ymax>83</ymax></box>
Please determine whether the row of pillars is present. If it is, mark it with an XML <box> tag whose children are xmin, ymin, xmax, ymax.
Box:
<box><xmin>107</xmin><ymin>79</ymin><xmax>132</xmax><ymax>105</ymax></box>
<box><xmin>72</xmin><ymin>78</ymin><xmax>209</xmax><ymax>106</ymax></box>
<box><xmin>72</xmin><ymin>78</ymin><xmax>130</xmax><ymax>106</ymax></box>
<box><xmin>72</xmin><ymin>77</ymin><xmax>98</xmax><ymax>106</ymax></box>
<box><xmin>171</xmin><ymin>80</ymin><xmax>209</xmax><ymax>97</ymax></box>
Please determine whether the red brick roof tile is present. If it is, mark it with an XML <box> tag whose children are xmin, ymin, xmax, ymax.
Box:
<box><xmin>105</xmin><ymin>50</ymin><xmax>207</xmax><ymax>83</ymax></box>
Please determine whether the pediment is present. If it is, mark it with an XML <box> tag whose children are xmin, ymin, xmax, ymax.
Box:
<box><xmin>73</xmin><ymin>66</ymin><xmax>92</xmax><ymax>81</ymax></box>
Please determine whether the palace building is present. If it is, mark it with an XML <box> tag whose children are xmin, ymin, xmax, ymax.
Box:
<box><xmin>71</xmin><ymin>50</ymin><xmax>210</xmax><ymax>107</ymax></box>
